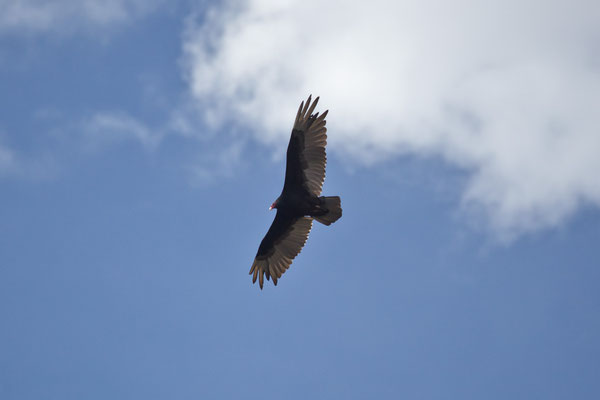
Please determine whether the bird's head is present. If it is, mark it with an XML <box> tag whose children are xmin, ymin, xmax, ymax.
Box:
<box><xmin>269</xmin><ymin>198</ymin><xmax>280</xmax><ymax>210</ymax></box>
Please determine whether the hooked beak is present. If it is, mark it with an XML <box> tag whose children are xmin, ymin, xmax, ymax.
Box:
<box><xmin>269</xmin><ymin>205</ymin><xmax>274</xmax><ymax>210</ymax></box>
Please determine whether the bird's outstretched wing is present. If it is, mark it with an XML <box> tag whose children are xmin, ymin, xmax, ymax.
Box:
<box><xmin>249</xmin><ymin>213</ymin><xmax>313</xmax><ymax>289</ymax></box>
<box><xmin>283</xmin><ymin>95</ymin><xmax>328</xmax><ymax>197</ymax></box>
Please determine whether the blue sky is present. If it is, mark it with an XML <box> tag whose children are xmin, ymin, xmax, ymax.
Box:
<box><xmin>1</xmin><ymin>1</ymin><xmax>600</xmax><ymax>399</ymax></box>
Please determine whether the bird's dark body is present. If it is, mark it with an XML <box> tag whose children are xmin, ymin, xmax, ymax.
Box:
<box><xmin>250</xmin><ymin>95</ymin><xmax>342</xmax><ymax>288</ymax></box>
<box><xmin>255</xmin><ymin>195</ymin><xmax>326</xmax><ymax>258</ymax></box>
<box><xmin>277</xmin><ymin>189</ymin><xmax>325</xmax><ymax>218</ymax></box>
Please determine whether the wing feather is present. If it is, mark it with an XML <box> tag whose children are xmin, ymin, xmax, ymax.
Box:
<box><xmin>250</xmin><ymin>214</ymin><xmax>313</xmax><ymax>289</ymax></box>
<box><xmin>283</xmin><ymin>95</ymin><xmax>329</xmax><ymax>196</ymax></box>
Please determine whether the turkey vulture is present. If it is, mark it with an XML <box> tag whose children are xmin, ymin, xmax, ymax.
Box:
<box><xmin>249</xmin><ymin>95</ymin><xmax>342</xmax><ymax>289</ymax></box>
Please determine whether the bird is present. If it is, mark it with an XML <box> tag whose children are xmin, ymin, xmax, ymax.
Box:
<box><xmin>249</xmin><ymin>95</ymin><xmax>342</xmax><ymax>289</ymax></box>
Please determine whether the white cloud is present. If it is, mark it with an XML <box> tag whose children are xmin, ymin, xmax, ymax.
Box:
<box><xmin>188</xmin><ymin>139</ymin><xmax>245</xmax><ymax>185</ymax></box>
<box><xmin>79</xmin><ymin>110</ymin><xmax>245</xmax><ymax>185</ymax></box>
<box><xmin>183</xmin><ymin>0</ymin><xmax>600</xmax><ymax>238</ymax></box>
<box><xmin>82</xmin><ymin>112</ymin><xmax>162</xmax><ymax>149</ymax></box>
<box><xmin>0</xmin><ymin>136</ymin><xmax>59</xmax><ymax>180</ymax></box>
<box><xmin>0</xmin><ymin>0</ymin><xmax>163</xmax><ymax>33</ymax></box>
<box><xmin>0</xmin><ymin>143</ymin><xmax>16</xmax><ymax>173</ymax></box>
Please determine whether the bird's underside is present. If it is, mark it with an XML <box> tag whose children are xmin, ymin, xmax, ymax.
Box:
<box><xmin>249</xmin><ymin>95</ymin><xmax>342</xmax><ymax>289</ymax></box>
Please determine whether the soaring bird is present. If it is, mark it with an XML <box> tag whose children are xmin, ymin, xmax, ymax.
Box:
<box><xmin>250</xmin><ymin>95</ymin><xmax>342</xmax><ymax>289</ymax></box>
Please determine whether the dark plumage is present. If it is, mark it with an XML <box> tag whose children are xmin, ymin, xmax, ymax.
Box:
<box><xmin>249</xmin><ymin>95</ymin><xmax>342</xmax><ymax>289</ymax></box>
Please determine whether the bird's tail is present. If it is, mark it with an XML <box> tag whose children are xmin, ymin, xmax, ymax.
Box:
<box><xmin>314</xmin><ymin>196</ymin><xmax>342</xmax><ymax>226</ymax></box>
